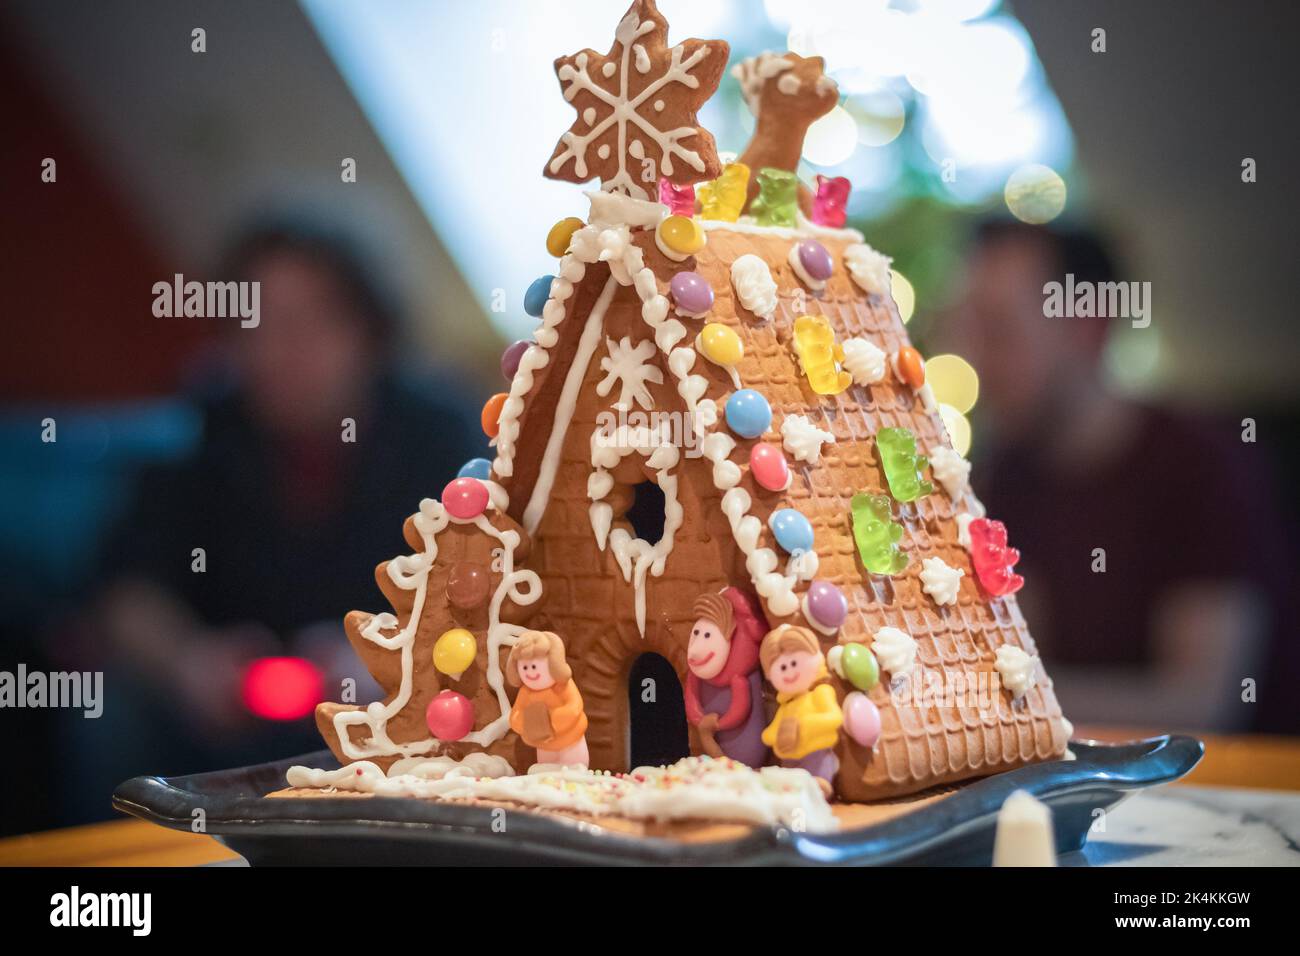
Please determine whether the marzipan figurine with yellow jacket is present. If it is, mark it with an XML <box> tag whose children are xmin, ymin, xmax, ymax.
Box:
<box><xmin>760</xmin><ymin>625</ymin><xmax>844</xmax><ymax>796</ymax></box>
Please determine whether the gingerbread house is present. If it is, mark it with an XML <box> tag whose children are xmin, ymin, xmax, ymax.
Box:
<box><xmin>308</xmin><ymin>0</ymin><xmax>1070</xmax><ymax>804</ymax></box>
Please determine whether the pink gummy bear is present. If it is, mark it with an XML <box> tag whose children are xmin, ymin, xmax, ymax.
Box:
<box><xmin>658</xmin><ymin>178</ymin><xmax>696</xmax><ymax>217</ymax></box>
<box><xmin>812</xmin><ymin>175</ymin><xmax>851</xmax><ymax>228</ymax></box>
<box><xmin>968</xmin><ymin>518</ymin><xmax>1025</xmax><ymax>597</ymax></box>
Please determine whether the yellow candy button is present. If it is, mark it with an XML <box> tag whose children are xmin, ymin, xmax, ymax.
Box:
<box><xmin>656</xmin><ymin>215</ymin><xmax>706</xmax><ymax>258</ymax></box>
<box><xmin>698</xmin><ymin>322</ymin><xmax>743</xmax><ymax>367</ymax></box>
<box><xmin>546</xmin><ymin>217</ymin><xmax>585</xmax><ymax>257</ymax></box>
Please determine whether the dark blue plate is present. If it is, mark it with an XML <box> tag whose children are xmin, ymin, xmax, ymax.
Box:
<box><xmin>112</xmin><ymin>735</ymin><xmax>1202</xmax><ymax>866</ymax></box>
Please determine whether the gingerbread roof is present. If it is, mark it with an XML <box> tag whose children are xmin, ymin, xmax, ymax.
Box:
<box><xmin>488</xmin><ymin>202</ymin><xmax>1068</xmax><ymax>799</ymax></box>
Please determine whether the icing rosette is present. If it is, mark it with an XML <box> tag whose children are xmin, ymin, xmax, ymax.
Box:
<box><xmin>730</xmin><ymin>253</ymin><xmax>778</xmax><ymax>320</ymax></box>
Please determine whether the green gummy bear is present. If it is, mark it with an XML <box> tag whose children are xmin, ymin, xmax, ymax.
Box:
<box><xmin>877</xmin><ymin>427</ymin><xmax>933</xmax><ymax>503</ymax></box>
<box><xmin>749</xmin><ymin>167</ymin><xmax>798</xmax><ymax>228</ymax></box>
<box><xmin>851</xmin><ymin>492</ymin><xmax>909</xmax><ymax>576</ymax></box>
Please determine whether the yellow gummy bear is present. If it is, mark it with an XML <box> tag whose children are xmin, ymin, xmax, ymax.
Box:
<box><xmin>792</xmin><ymin>315</ymin><xmax>853</xmax><ymax>395</ymax></box>
<box><xmin>698</xmin><ymin>163</ymin><xmax>751</xmax><ymax>223</ymax></box>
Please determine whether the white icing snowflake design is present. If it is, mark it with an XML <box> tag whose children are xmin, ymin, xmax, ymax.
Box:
<box><xmin>597</xmin><ymin>336</ymin><xmax>663</xmax><ymax>410</ymax></box>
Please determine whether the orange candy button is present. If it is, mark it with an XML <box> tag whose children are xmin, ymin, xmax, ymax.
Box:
<box><xmin>895</xmin><ymin>346</ymin><xmax>926</xmax><ymax>389</ymax></box>
<box><xmin>481</xmin><ymin>392</ymin><xmax>508</xmax><ymax>438</ymax></box>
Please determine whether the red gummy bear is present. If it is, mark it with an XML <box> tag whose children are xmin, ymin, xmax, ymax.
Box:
<box><xmin>968</xmin><ymin>518</ymin><xmax>1024</xmax><ymax>597</ymax></box>
<box><xmin>812</xmin><ymin>175</ymin><xmax>851</xmax><ymax>228</ymax></box>
<box><xmin>658</xmin><ymin>177</ymin><xmax>696</xmax><ymax>218</ymax></box>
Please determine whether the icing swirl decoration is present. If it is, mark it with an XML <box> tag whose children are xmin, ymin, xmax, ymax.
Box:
<box><xmin>871</xmin><ymin>626</ymin><xmax>917</xmax><ymax>679</ymax></box>
<box><xmin>843</xmin><ymin>242</ymin><xmax>893</xmax><ymax>296</ymax></box>
<box><xmin>841</xmin><ymin>337</ymin><xmax>887</xmax><ymax>386</ymax></box>
<box><xmin>920</xmin><ymin>556</ymin><xmax>964</xmax><ymax>607</ymax></box>
<box><xmin>994</xmin><ymin>644</ymin><xmax>1038</xmax><ymax>700</ymax></box>
<box><xmin>730</xmin><ymin>253</ymin><xmax>778</xmax><ymax>320</ymax></box>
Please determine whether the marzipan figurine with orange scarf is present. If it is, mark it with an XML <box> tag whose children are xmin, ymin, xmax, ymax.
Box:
<box><xmin>507</xmin><ymin>629</ymin><xmax>590</xmax><ymax>767</ymax></box>
<box><xmin>685</xmin><ymin>588</ymin><xmax>769</xmax><ymax>768</ymax></box>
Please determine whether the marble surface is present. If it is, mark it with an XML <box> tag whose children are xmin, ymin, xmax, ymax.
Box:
<box><xmin>1065</xmin><ymin>785</ymin><xmax>1300</xmax><ymax>866</ymax></box>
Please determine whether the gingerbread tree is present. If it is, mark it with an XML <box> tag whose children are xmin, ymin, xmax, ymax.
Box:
<box><xmin>314</xmin><ymin>492</ymin><xmax>537</xmax><ymax>771</ymax></box>
<box><xmin>543</xmin><ymin>0</ymin><xmax>729</xmax><ymax>198</ymax></box>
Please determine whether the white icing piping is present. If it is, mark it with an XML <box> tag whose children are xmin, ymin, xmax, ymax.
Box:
<box><xmin>699</xmin><ymin>212</ymin><xmax>864</xmax><ymax>243</ymax></box>
<box><xmin>522</xmin><ymin>276</ymin><xmax>620</xmax><ymax>535</ymax></box>
<box><xmin>331</xmin><ymin>496</ymin><xmax>541</xmax><ymax>759</ymax></box>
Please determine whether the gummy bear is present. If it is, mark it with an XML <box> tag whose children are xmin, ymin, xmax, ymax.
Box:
<box><xmin>967</xmin><ymin>518</ymin><xmax>1025</xmax><ymax>597</ymax></box>
<box><xmin>658</xmin><ymin>177</ymin><xmax>696</xmax><ymax>218</ymax></box>
<box><xmin>749</xmin><ymin>167</ymin><xmax>799</xmax><ymax>228</ymax></box>
<box><xmin>851</xmin><ymin>493</ymin><xmax>908</xmax><ymax>576</ymax></box>
<box><xmin>876</xmin><ymin>427</ymin><xmax>933</xmax><ymax>502</ymax></box>
<box><xmin>812</xmin><ymin>175</ymin><xmax>851</xmax><ymax>228</ymax></box>
<box><xmin>792</xmin><ymin>315</ymin><xmax>852</xmax><ymax>395</ymax></box>
<box><xmin>697</xmin><ymin>163</ymin><xmax>750</xmax><ymax>222</ymax></box>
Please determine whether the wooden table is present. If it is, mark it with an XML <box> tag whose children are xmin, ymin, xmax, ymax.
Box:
<box><xmin>2</xmin><ymin>729</ymin><xmax>1296</xmax><ymax>867</ymax></box>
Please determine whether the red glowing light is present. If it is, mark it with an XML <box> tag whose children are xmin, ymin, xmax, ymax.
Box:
<box><xmin>241</xmin><ymin>656</ymin><xmax>324</xmax><ymax>720</ymax></box>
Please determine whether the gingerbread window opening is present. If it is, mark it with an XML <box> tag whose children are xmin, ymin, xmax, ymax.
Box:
<box><xmin>626</xmin><ymin>652</ymin><xmax>690</xmax><ymax>769</ymax></box>
<box><xmin>624</xmin><ymin>478</ymin><xmax>667</xmax><ymax>543</ymax></box>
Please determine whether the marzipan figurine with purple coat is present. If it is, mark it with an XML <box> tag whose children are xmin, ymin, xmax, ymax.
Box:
<box><xmin>684</xmin><ymin>588</ymin><xmax>769</xmax><ymax>768</ymax></box>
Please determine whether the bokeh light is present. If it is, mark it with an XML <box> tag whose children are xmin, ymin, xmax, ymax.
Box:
<box><xmin>890</xmin><ymin>271</ymin><xmax>916</xmax><ymax>323</ymax></box>
<box><xmin>1004</xmin><ymin>163</ymin><xmax>1068</xmax><ymax>223</ymax></box>
<box><xmin>242</xmin><ymin>656</ymin><xmax>325</xmax><ymax>720</ymax></box>
<box><xmin>925</xmin><ymin>353</ymin><xmax>980</xmax><ymax>414</ymax></box>
<box><xmin>845</xmin><ymin>90</ymin><xmax>906</xmax><ymax>147</ymax></box>
<box><xmin>938</xmin><ymin>402</ymin><xmax>973</xmax><ymax>457</ymax></box>
<box><xmin>803</xmin><ymin>104</ymin><xmax>860</xmax><ymax>166</ymax></box>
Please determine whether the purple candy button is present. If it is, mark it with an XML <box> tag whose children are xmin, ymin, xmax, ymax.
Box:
<box><xmin>797</xmin><ymin>240</ymin><xmax>834</xmax><ymax>282</ymax></box>
<box><xmin>670</xmin><ymin>271</ymin><xmax>714</xmax><ymax>315</ymax></box>
<box><xmin>500</xmin><ymin>340</ymin><xmax>530</xmax><ymax>381</ymax></box>
<box><xmin>805</xmin><ymin>579</ymin><xmax>848</xmax><ymax>629</ymax></box>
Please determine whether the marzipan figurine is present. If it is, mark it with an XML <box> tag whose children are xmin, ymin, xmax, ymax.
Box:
<box><xmin>507</xmin><ymin>630</ymin><xmax>590</xmax><ymax>767</ymax></box>
<box><xmin>760</xmin><ymin>625</ymin><xmax>844</xmax><ymax>796</ymax></box>
<box><xmin>684</xmin><ymin>588</ymin><xmax>769</xmax><ymax>767</ymax></box>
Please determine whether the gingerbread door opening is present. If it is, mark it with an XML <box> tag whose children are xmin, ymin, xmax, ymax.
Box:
<box><xmin>627</xmin><ymin>652</ymin><xmax>690</xmax><ymax>769</ymax></box>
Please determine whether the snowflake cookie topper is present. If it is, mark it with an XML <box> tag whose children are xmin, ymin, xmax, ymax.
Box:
<box><xmin>543</xmin><ymin>0</ymin><xmax>729</xmax><ymax>199</ymax></box>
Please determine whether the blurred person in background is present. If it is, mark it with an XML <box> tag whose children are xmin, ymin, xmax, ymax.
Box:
<box><xmin>65</xmin><ymin>220</ymin><xmax>485</xmax><ymax>820</ymax></box>
<box><xmin>941</xmin><ymin>219</ymin><xmax>1293</xmax><ymax>733</ymax></box>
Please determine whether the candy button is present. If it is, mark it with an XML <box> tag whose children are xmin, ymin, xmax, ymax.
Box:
<box><xmin>769</xmin><ymin>508</ymin><xmax>814</xmax><ymax>555</ymax></box>
<box><xmin>725</xmin><ymin>389</ymin><xmax>772</xmax><ymax>439</ymax></box>
<box><xmin>797</xmin><ymin>240</ymin><xmax>834</xmax><ymax>282</ymax></box>
<box><xmin>480</xmin><ymin>392</ymin><xmax>508</xmax><ymax>438</ymax></box>
<box><xmin>842</xmin><ymin>691</ymin><xmax>882</xmax><ymax>748</ymax></box>
<box><xmin>895</xmin><ymin>346</ymin><xmax>926</xmax><ymax>389</ymax></box>
<box><xmin>425</xmin><ymin>689</ymin><xmax>474</xmax><ymax>740</ymax></box>
<box><xmin>457</xmin><ymin>457</ymin><xmax>492</xmax><ymax>480</ymax></box>
<box><xmin>442</xmin><ymin>477</ymin><xmax>489</xmax><ymax>520</ymax></box>
<box><xmin>655</xmin><ymin>215</ymin><xmax>706</xmax><ymax>261</ymax></box>
<box><xmin>670</xmin><ymin>271</ymin><xmax>713</xmax><ymax>317</ymax></box>
<box><xmin>840</xmin><ymin>642</ymin><xmax>880</xmax><ymax>692</ymax></box>
<box><xmin>805</xmin><ymin>580</ymin><xmax>848</xmax><ymax>630</ymax></box>
<box><xmin>433</xmin><ymin>627</ymin><xmax>478</xmax><ymax>678</ymax></box>
<box><xmin>524</xmin><ymin>276</ymin><xmax>555</xmax><ymax>317</ymax></box>
<box><xmin>500</xmin><ymin>340</ymin><xmax>530</xmax><ymax>381</ymax></box>
<box><xmin>697</xmin><ymin>322</ymin><xmax>743</xmax><ymax>368</ymax></box>
<box><xmin>446</xmin><ymin>560</ymin><xmax>490</xmax><ymax>609</ymax></box>
<box><xmin>546</xmin><ymin>217</ymin><xmax>585</xmax><ymax>257</ymax></box>
<box><xmin>750</xmin><ymin>442</ymin><xmax>790</xmax><ymax>492</ymax></box>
